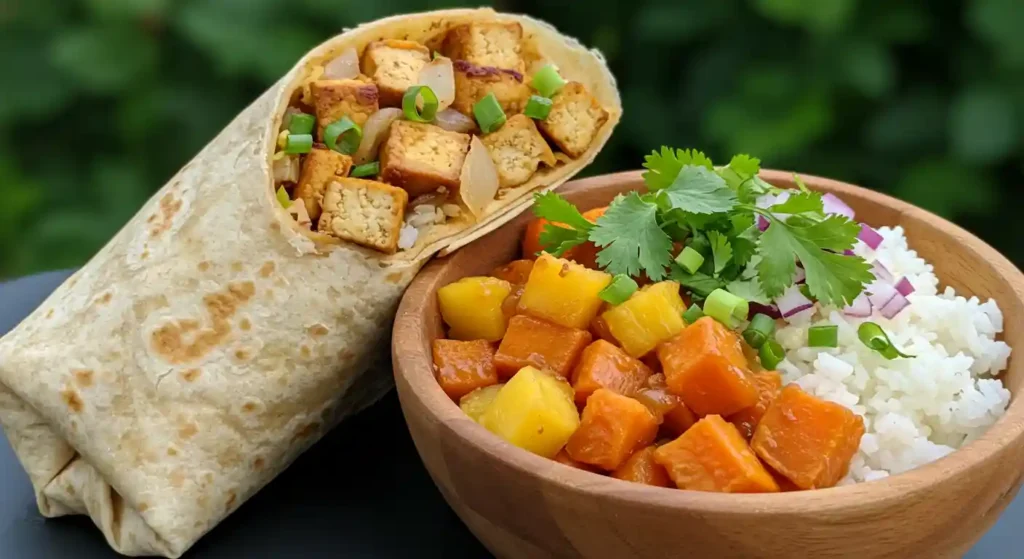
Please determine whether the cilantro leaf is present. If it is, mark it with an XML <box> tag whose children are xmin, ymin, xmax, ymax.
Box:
<box><xmin>731</xmin><ymin>225</ymin><xmax>759</xmax><ymax>269</ymax></box>
<box><xmin>728</xmin><ymin>154</ymin><xmax>761</xmax><ymax>177</ymax></box>
<box><xmin>590</xmin><ymin>193</ymin><xmax>673</xmax><ymax>280</ymax></box>
<box><xmin>756</xmin><ymin>222</ymin><xmax>800</xmax><ymax>298</ymax></box>
<box><xmin>539</xmin><ymin>225</ymin><xmax>585</xmax><ymax>257</ymax></box>
<box><xmin>669</xmin><ymin>265</ymin><xmax>724</xmax><ymax>297</ymax></box>
<box><xmin>726</xmin><ymin>277</ymin><xmax>771</xmax><ymax>305</ymax></box>
<box><xmin>792</xmin><ymin>214</ymin><xmax>862</xmax><ymax>252</ymax></box>
<box><xmin>532</xmin><ymin>191</ymin><xmax>595</xmax><ymax>231</ymax></box>
<box><xmin>771</xmin><ymin>192</ymin><xmax>824</xmax><ymax>215</ymax></box>
<box><xmin>642</xmin><ymin>147</ymin><xmax>714</xmax><ymax>191</ymax></box>
<box><xmin>793</xmin><ymin>173</ymin><xmax>810</xmax><ymax>193</ymax></box>
<box><xmin>708</xmin><ymin>231</ymin><xmax>733</xmax><ymax>276</ymax></box>
<box><xmin>661</xmin><ymin>166</ymin><xmax>738</xmax><ymax>215</ymax></box>
<box><xmin>739</xmin><ymin>176</ymin><xmax>777</xmax><ymax>204</ymax></box>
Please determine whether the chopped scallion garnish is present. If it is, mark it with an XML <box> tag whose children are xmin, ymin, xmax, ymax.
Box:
<box><xmin>759</xmin><ymin>339</ymin><xmax>785</xmax><ymax>370</ymax></box>
<box><xmin>287</xmin><ymin>113</ymin><xmax>315</xmax><ymax>135</ymax></box>
<box><xmin>808</xmin><ymin>325</ymin><xmax>839</xmax><ymax>348</ymax></box>
<box><xmin>284</xmin><ymin>133</ymin><xmax>313</xmax><ymax>154</ymax></box>
<box><xmin>682</xmin><ymin>303</ymin><xmax>704</xmax><ymax>325</ymax></box>
<box><xmin>675</xmin><ymin>246</ymin><xmax>705</xmax><ymax>275</ymax></box>
<box><xmin>857</xmin><ymin>322</ymin><xmax>914</xmax><ymax>359</ymax></box>
<box><xmin>599</xmin><ymin>274</ymin><xmax>638</xmax><ymax>305</ymax></box>
<box><xmin>743</xmin><ymin>313</ymin><xmax>776</xmax><ymax>349</ymax></box>
<box><xmin>350</xmin><ymin>161</ymin><xmax>380</xmax><ymax>178</ymax></box>
<box><xmin>531</xmin><ymin>64</ymin><xmax>566</xmax><ymax>98</ymax></box>
<box><xmin>402</xmin><ymin>85</ymin><xmax>439</xmax><ymax>123</ymax></box>
<box><xmin>276</xmin><ymin>186</ymin><xmax>291</xmax><ymax>208</ymax></box>
<box><xmin>324</xmin><ymin>117</ymin><xmax>362</xmax><ymax>155</ymax></box>
<box><xmin>524</xmin><ymin>95</ymin><xmax>553</xmax><ymax>120</ymax></box>
<box><xmin>703</xmin><ymin>288</ymin><xmax>749</xmax><ymax>329</ymax></box>
<box><xmin>473</xmin><ymin>92</ymin><xmax>506</xmax><ymax>134</ymax></box>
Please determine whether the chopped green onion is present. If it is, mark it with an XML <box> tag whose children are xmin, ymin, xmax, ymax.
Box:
<box><xmin>432</xmin><ymin>50</ymin><xmax>442</xmax><ymax>60</ymax></box>
<box><xmin>402</xmin><ymin>85</ymin><xmax>439</xmax><ymax>123</ymax></box>
<box><xmin>675</xmin><ymin>246</ymin><xmax>705</xmax><ymax>274</ymax></box>
<box><xmin>858</xmin><ymin>322</ymin><xmax>914</xmax><ymax>359</ymax></box>
<box><xmin>524</xmin><ymin>95</ymin><xmax>553</xmax><ymax>120</ymax></box>
<box><xmin>703</xmin><ymin>288</ymin><xmax>749</xmax><ymax>329</ymax></box>
<box><xmin>799</xmin><ymin>284</ymin><xmax>813</xmax><ymax>300</ymax></box>
<box><xmin>350</xmin><ymin>161</ymin><xmax>380</xmax><ymax>178</ymax></box>
<box><xmin>473</xmin><ymin>92</ymin><xmax>506</xmax><ymax>134</ymax></box>
<box><xmin>324</xmin><ymin>117</ymin><xmax>362</xmax><ymax>155</ymax></box>
<box><xmin>284</xmin><ymin>133</ymin><xmax>313</xmax><ymax>154</ymax></box>
<box><xmin>531</xmin><ymin>64</ymin><xmax>566</xmax><ymax>98</ymax></box>
<box><xmin>276</xmin><ymin>186</ymin><xmax>291</xmax><ymax>208</ymax></box>
<box><xmin>808</xmin><ymin>325</ymin><xmax>839</xmax><ymax>348</ymax></box>
<box><xmin>759</xmin><ymin>339</ymin><xmax>785</xmax><ymax>370</ymax></box>
<box><xmin>743</xmin><ymin>313</ymin><xmax>776</xmax><ymax>349</ymax></box>
<box><xmin>599</xmin><ymin>274</ymin><xmax>638</xmax><ymax>305</ymax></box>
<box><xmin>287</xmin><ymin>113</ymin><xmax>315</xmax><ymax>135</ymax></box>
<box><xmin>682</xmin><ymin>303</ymin><xmax>704</xmax><ymax>325</ymax></box>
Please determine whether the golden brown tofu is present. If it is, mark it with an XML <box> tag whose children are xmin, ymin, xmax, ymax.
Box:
<box><xmin>310</xmin><ymin>79</ymin><xmax>379</xmax><ymax>140</ymax></box>
<box><xmin>481</xmin><ymin>114</ymin><xmax>556</xmax><ymax>188</ymax></box>
<box><xmin>538</xmin><ymin>82</ymin><xmax>609</xmax><ymax>158</ymax></box>
<box><xmin>442</xmin><ymin>22</ymin><xmax>525</xmax><ymax>73</ymax></box>
<box><xmin>379</xmin><ymin>120</ymin><xmax>471</xmax><ymax>197</ymax></box>
<box><xmin>317</xmin><ymin>178</ymin><xmax>408</xmax><ymax>253</ymax></box>
<box><xmin>451</xmin><ymin>60</ymin><xmax>530</xmax><ymax>117</ymax></box>
<box><xmin>360</xmin><ymin>40</ymin><xmax>431</xmax><ymax>107</ymax></box>
<box><xmin>294</xmin><ymin>148</ymin><xmax>353</xmax><ymax>221</ymax></box>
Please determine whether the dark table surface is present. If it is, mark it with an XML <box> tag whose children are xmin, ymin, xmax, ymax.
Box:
<box><xmin>0</xmin><ymin>270</ymin><xmax>1019</xmax><ymax>558</ymax></box>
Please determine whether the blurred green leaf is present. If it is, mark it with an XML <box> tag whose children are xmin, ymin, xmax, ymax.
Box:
<box><xmin>968</xmin><ymin>0</ymin><xmax>1024</xmax><ymax>67</ymax></box>
<box><xmin>835</xmin><ymin>40</ymin><xmax>895</xmax><ymax>98</ymax></box>
<box><xmin>864</xmin><ymin>90</ymin><xmax>947</xmax><ymax>152</ymax></box>
<box><xmin>50</xmin><ymin>25</ymin><xmax>158</xmax><ymax>94</ymax></box>
<box><xmin>633</xmin><ymin>1</ymin><xmax>732</xmax><ymax>42</ymax></box>
<box><xmin>949</xmin><ymin>85</ymin><xmax>1018</xmax><ymax>164</ymax></box>
<box><xmin>864</xmin><ymin>2</ymin><xmax>930</xmax><ymax>44</ymax></box>
<box><xmin>894</xmin><ymin>161</ymin><xmax>997</xmax><ymax>218</ymax></box>
<box><xmin>0</xmin><ymin>31</ymin><xmax>75</xmax><ymax>124</ymax></box>
<box><xmin>83</xmin><ymin>0</ymin><xmax>169</xmax><ymax>20</ymax></box>
<box><xmin>753</xmin><ymin>0</ymin><xmax>857</xmax><ymax>34</ymax></box>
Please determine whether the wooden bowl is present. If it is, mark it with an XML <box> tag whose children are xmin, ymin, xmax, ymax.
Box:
<box><xmin>392</xmin><ymin>170</ymin><xmax>1024</xmax><ymax>559</ymax></box>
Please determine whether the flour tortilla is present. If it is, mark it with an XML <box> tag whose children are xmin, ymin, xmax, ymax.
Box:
<box><xmin>0</xmin><ymin>8</ymin><xmax>619</xmax><ymax>558</ymax></box>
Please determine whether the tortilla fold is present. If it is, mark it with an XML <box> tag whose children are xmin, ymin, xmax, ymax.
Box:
<box><xmin>0</xmin><ymin>8</ymin><xmax>620</xmax><ymax>558</ymax></box>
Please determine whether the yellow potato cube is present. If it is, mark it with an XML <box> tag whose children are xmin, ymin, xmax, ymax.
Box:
<box><xmin>602</xmin><ymin>281</ymin><xmax>686</xmax><ymax>357</ymax></box>
<box><xmin>459</xmin><ymin>384</ymin><xmax>505</xmax><ymax>423</ymax></box>
<box><xmin>437</xmin><ymin>276</ymin><xmax>512</xmax><ymax>342</ymax></box>
<box><xmin>480</xmin><ymin>366</ymin><xmax>580</xmax><ymax>458</ymax></box>
<box><xmin>517</xmin><ymin>253</ymin><xmax>612</xmax><ymax>330</ymax></box>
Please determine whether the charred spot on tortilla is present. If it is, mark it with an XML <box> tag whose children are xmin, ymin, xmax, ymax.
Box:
<box><xmin>61</xmin><ymin>387</ymin><xmax>84</xmax><ymax>413</ymax></box>
<box><xmin>149</xmin><ymin>193</ymin><xmax>183</xmax><ymax>237</ymax></box>
<box><xmin>178</xmin><ymin>422</ymin><xmax>199</xmax><ymax>440</ymax></box>
<box><xmin>239</xmin><ymin>318</ymin><xmax>252</xmax><ymax>331</ymax></box>
<box><xmin>166</xmin><ymin>447</ymin><xmax>178</xmax><ymax>457</ymax></box>
<box><xmin>230</xmin><ymin>261</ymin><xmax>243</xmax><ymax>273</ymax></box>
<box><xmin>181</xmin><ymin>369</ymin><xmax>201</xmax><ymax>383</ymax></box>
<box><xmin>197</xmin><ymin>261</ymin><xmax>211</xmax><ymax>272</ymax></box>
<box><xmin>308</xmin><ymin>324</ymin><xmax>329</xmax><ymax>337</ymax></box>
<box><xmin>379</xmin><ymin>120</ymin><xmax>470</xmax><ymax>197</ymax></box>
<box><xmin>259</xmin><ymin>261</ymin><xmax>276</xmax><ymax>278</ymax></box>
<box><xmin>300</xmin><ymin>345</ymin><xmax>312</xmax><ymax>358</ymax></box>
<box><xmin>73</xmin><ymin>369</ymin><xmax>94</xmax><ymax>388</ymax></box>
<box><xmin>151</xmin><ymin>283</ymin><xmax>254</xmax><ymax>364</ymax></box>
<box><xmin>138</xmin><ymin>502</ymin><xmax>150</xmax><ymax>512</ymax></box>
<box><xmin>386</xmin><ymin>271</ymin><xmax>405</xmax><ymax>284</ymax></box>
<box><xmin>292</xmin><ymin>422</ymin><xmax>321</xmax><ymax>442</ymax></box>
<box><xmin>233</xmin><ymin>348</ymin><xmax>250</xmax><ymax>361</ymax></box>
<box><xmin>225</xmin><ymin>491</ymin><xmax>237</xmax><ymax>512</ymax></box>
<box><xmin>140</xmin><ymin>250</ymin><xmax>149</xmax><ymax>260</ymax></box>
<box><xmin>253</xmin><ymin>457</ymin><xmax>265</xmax><ymax>471</ymax></box>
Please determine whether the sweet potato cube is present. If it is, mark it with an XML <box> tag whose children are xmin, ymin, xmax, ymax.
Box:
<box><xmin>601</xmin><ymin>281</ymin><xmax>686</xmax><ymax>358</ymax></box>
<box><xmin>433</xmin><ymin>339</ymin><xmax>499</xmax><ymax>401</ymax></box>
<box><xmin>654</xmin><ymin>415</ymin><xmax>779</xmax><ymax>493</ymax></box>
<box><xmin>494</xmin><ymin>315</ymin><xmax>591</xmax><ymax>379</ymax></box>
<box><xmin>554</xmin><ymin>449</ymin><xmax>599</xmax><ymax>473</ymax></box>
<box><xmin>729</xmin><ymin>371</ymin><xmax>783</xmax><ymax>439</ymax></box>
<box><xmin>565</xmin><ymin>388</ymin><xmax>659</xmax><ymax>470</ymax></box>
<box><xmin>491</xmin><ymin>259</ymin><xmax>534</xmax><ymax>285</ymax></box>
<box><xmin>612</xmin><ymin>446</ymin><xmax>671</xmax><ymax>487</ymax></box>
<box><xmin>571</xmin><ymin>340</ymin><xmax>652</xmax><ymax>405</ymax></box>
<box><xmin>459</xmin><ymin>383</ymin><xmax>504</xmax><ymax>423</ymax></box>
<box><xmin>437</xmin><ymin>276</ymin><xmax>512</xmax><ymax>342</ymax></box>
<box><xmin>480</xmin><ymin>366</ymin><xmax>579</xmax><ymax>458</ymax></box>
<box><xmin>658</xmin><ymin>316</ymin><xmax>757</xmax><ymax>417</ymax></box>
<box><xmin>633</xmin><ymin>374</ymin><xmax>697</xmax><ymax>437</ymax></box>
<box><xmin>751</xmin><ymin>385</ymin><xmax>865</xmax><ymax>490</ymax></box>
<box><xmin>518</xmin><ymin>253</ymin><xmax>612</xmax><ymax>330</ymax></box>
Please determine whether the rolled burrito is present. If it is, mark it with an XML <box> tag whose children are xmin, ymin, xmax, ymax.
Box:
<box><xmin>0</xmin><ymin>8</ymin><xmax>620</xmax><ymax>557</ymax></box>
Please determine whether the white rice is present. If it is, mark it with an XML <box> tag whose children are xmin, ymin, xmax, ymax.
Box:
<box><xmin>775</xmin><ymin>226</ymin><xmax>1012</xmax><ymax>484</ymax></box>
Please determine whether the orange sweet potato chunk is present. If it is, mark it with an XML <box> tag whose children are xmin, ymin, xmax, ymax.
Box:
<box><xmin>571</xmin><ymin>340</ymin><xmax>652</xmax><ymax>405</ymax></box>
<box><xmin>658</xmin><ymin>317</ymin><xmax>757</xmax><ymax>417</ymax></box>
<box><xmin>653</xmin><ymin>415</ymin><xmax>779</xmax><ymax>493</ymax></box>
<box><xmin>494</xmin><ymin>315</ymin><xmax>592</xmax><ymax>379</ymax></box>
<box><xmin>633</xmin><ymin>374</ymin><xmax>696</xmax><ymax>437</ymax></box>
<box><xmin>554</xmin><ymin>449</ymin><xmax>600</xmax><ymax>473</ymax></box>
<box><xmin>432</xmin><ymin>339</ymin><xmax>499</xmax><ymax>401</ymax></box>
<box><xmin>566</xmin><ymin>388</ymin><xmax>659</xmax><ymax>470</ymax></box>
<box><xmin>751</xmin><ymin>384</ymin><xmax>865</xmax><ymax>490</ymax></box>
<box><xmin>491</xmin><ymin>259</ymin><xmax>535</xmax><ymax>285</ymax></box>
<box><xmin>729</xmin><ymin>371</ymin><xmax>783</xmax><ymax>439</ymax></box>
<box><xmin>611</xmin><ymin>446</ymin><xmax>671</xmax><ymax>487</ymax></box>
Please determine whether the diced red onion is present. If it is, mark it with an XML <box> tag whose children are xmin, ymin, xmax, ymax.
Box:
<box><xmin>822</xmin><ymin>193</ymin><xmax>855</xmax><ymax>219</ymax></box>
<box><xmin>323</xmin><ymin>47</ymin><xmax>360</xmax><ymax>80</ymax></box>
<box><xmin>776</xmin><ymin>285</ymin><xmax>814</xmax><ymax>318</ymax></box>
<box><xmin>756</xmin><ymin>215</ymin><xmax>770</xmax><ymax>232</ymax></box>
<box><xmin>843</xmin><ymin>249</ymin><xmax>855</xmax><ymax>256</ymax></box>
<box><xmin>858</xmin><ymin>224</ymin><xmax>884</xmax><ymax>250</ymax></box>
<box><xmin>867</xmin><ymin>280</ymin><xmax>898</xmax><ymax>309</ymax></box>
<box><xmin>749</xmin><ymin>302</ymin><xmax>782</xmax><ymax>320</ymax></box>
<box><xmin>433</xmin><ymin>108</ymin><xmax>477</xmax><ymax>133</ymax></box>
<box><xmin>871</xmin><ymin>260</ymin><xmax>894</xmax><ymax>283</ymax></box>
<box><xmin>794</xmin><ymin>266</ymin><xmax>806</xmax><ymax>284</ymax></box>
<box><xmin>880</xmin><ymin>292</ymin><xmax>910</xmax><ymax>319</ymax></box>
<box><xmin>843</xmin><ymin>293</ymin><xmax>872</xmax><ymax>317</ymax></box>
<box><xmin>353</xmin><ymin>108</ymin><xmax>403</xmax><ymax>165</ymax></box>
<box><xmin>895</xmin><ymin>277</ymin><xmax>915</xmax><ymax>296</ymax></box>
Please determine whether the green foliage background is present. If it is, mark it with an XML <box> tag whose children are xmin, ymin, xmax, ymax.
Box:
<box><xmin>1</xmin><ymin>0</ymin><xmax>1022</xmax><ymax>278</ymax></box>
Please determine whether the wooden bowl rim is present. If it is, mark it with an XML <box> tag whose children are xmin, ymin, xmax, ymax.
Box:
<box><xmin>393</xmin><ymin>169</ymin><xmax>1024</xmax><ymax>515</ymax></box>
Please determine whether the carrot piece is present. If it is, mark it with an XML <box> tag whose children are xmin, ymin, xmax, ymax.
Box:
<box><xmin>729</xmin><ymin>371</ymin><xmax>783</xmax><ymax>439</ymax></box>
<box><xmin>751</xmin><ymin>384</ymin><xmax>865</xmax><ymax>490</ymax></box>
<box><xmin>554</xmin><ymin>449</ymin><xmax>600</xmax><ymax>473</ymax></box>
<box><xmin>611</xmin><ymin>446</ymin><xmax>671</xmax><ymax>487</ymax></box>
<box><xmin>432</xmin><ymin>339</ymin><xmax>499</xmax><ymax>401</ymax></box>
<box><xmin>571</xmin><ymin>340</ymin><xmax>652</xmax><ymax>405</ymax></box>
<box><xmin>494</xmin><ymin>315</ymin><xmax>592</xmax><ymax>379</ymax></box>
<box><xmin>653</xmin><ymin>415</ymin><xmax>779</xmax><ymax>493</ymax></box>
<box><xmin>657</xmin><ymin>316</ymin><xmax>757</xmax><ymax>417</ymax></box>
<box><xmin>491</xmin><ymin>259</ymin><xmax>535</xmax><ymax>285</ymax></box>
<box><xmin>565</xmin><ymin>388</ymin><xmax>659</xmax><ymax>470</ymax></box>
<box><xmin>633</xmin><ymin>374</ymin><xmax>697</xmax><ymax>437</ymax></box>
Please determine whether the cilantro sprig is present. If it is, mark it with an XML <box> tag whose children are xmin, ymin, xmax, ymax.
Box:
<box><xmin>531</xmin><ymin>148</ymin><xmax>874</xmax><ymax>307</ymax></box>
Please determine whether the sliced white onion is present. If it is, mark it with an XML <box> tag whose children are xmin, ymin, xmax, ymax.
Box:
<box><xmin>822</xmin><ymin>193</ymin><xmax>855</xmax><ymax>219</ymax></box>
<box><xmin>776</xmin><ymin>284</ymin><xmax>814</xmax><ymax>318</ymax></box>
<box><xmin>895</xmin><ymin>277</ymin><xmax>915</xmax><ymax>296</ymax></box>
<box><xmin>416</xmin><ymin>56</ymin><xmax>455</xmax><ymax>111</ymax></box>
<box><xmin>858</xmin><ymin>223</ymin><xmax>884</xmax><ymax>250</ymax></box>
<box><xmin>397</xmin><ymin>223</ymin><xmax>419</xmax><ymax>250</ymax></box>
<box><xmin>880</xmin><ymin>292</ymin><xmax>910</xmax><ymax>319</ymax></box>
<box><xmin>323</xmin><ymin>47</ymin><xmax>360</xmax><ymax>80</ymax></box>
<box><xmin>273</xmin><ymin>154</ymin><xmax>300</xmax><ymax>183</ymax></box>
<box><xmin>288</xmin><ymin>199</ymin><xmax>312</xmax><ymax>229</ymax></box>
<box><xmin>867</xmin><ymin>280</ymin><xmax>898</xmax><ymax>309</ymax></box>
<box><xmin>352</xmin><ymin>108</ymin><xmax>403</xmax><ymax>165</ymax></box>
<box><xmin>458</xmin><ymin>136</ymin><xmax>499</xmax><ymax>218</ymax></box>
<box><xmin>843</xmin><ymin>293</ymin><xmax>872</xmax><ymax>317</ymax></box>
<box><xmin>433</xmin><ymin>108</ymin><xmax>477</xmax><ymax>133</ymax></box>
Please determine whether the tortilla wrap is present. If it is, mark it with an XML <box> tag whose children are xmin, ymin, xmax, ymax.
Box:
<box><xmin>0</xmin><ymin>8</ymin><xmax>620</xmax><ymax>557</ymax></box>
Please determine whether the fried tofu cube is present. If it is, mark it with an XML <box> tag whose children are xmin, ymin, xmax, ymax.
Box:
<box><xmin>309</xmin><ymin>79</ymin><xmax>379</xmax><ymax>140</ymax></box>
<box><xmin>538</xmin><ymin>82</ymin><xmax>609</xmax><ymax>158</ymax></box>
<box><xmin>360</xmin><ymin>40</ymin><xmax>430</xmax><ymax>107</ymax></box>
<box><xmin>379</xmin><ymin>120</ymin><xmax>470</xmax><ymax>197</ymax></box>
<box><xmin>442</xmin><ymin>22</ymin><xmax>525</xmax><ymax>72</ymax></box>
<box><xmin>480</xmin><ymin>114</ymin><xmax>556</xmax><ymax>188</ymax></box>
<box><xmin>294</xmin><ymin>148</ymin><xmax>353</xmax><ymax>220</ymax></box>
<box><xmin>451</xmin><ymin>60</ymin><xmax>530</xmax><ymax>117</ymax></box>
<box><xmin>316</xmin><ymin>177</ymin><xmax>408</xmax><ymax>254</ymax></box>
